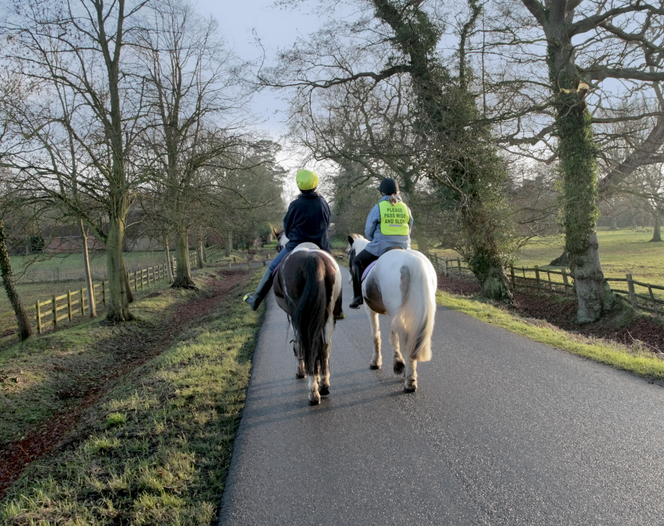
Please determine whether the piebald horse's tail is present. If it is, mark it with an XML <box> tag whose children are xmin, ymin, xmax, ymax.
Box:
<box><xmin>394</xmin><ymin>252</ymin><xmax>437</xmax><ymax>362</ymax></box>
<box><xmin>290</xmin><ymin>254</ymin><xmax>330</xmax><ymax>374</ymax></box>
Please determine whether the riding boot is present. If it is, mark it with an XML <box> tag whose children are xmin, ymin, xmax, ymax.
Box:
<box><xmin>349</xmin><ymin>264</ymin><xmax>363</xmax><ymax>309</ymax></box>
<box><xmin>243</xmin><ymin>268</ymin><xmax>274</xmax><ymax>311</ymax></box>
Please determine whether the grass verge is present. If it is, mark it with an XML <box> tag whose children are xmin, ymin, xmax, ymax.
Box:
<box><xmin>437</xmin><ymin>290</ymin><xmax>664</xmax><ymax>381</ymax></box>
<box><xmin>0</xmin><ymin>268</ymin><xmax>263</xmax><ymax>525</ymax></box>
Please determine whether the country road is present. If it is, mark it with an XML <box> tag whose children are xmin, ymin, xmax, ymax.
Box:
<box><xmin>219</xmin><ymin>266</ymin><xmax>664</xmax><ymax>525</ymax></box>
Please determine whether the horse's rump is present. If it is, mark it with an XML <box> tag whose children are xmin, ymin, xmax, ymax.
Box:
<box><xmin>274</xmin><ymin>248</ymin><xmax>341</xmax><ymax>373</ymax></box>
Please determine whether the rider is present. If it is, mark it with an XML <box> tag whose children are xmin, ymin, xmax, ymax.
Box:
<box><xmin>349</xmin><ymin>177</ymin><xmax>413</xmax><ymax>309</ymax></box>
<box><xmin>244</xmin><ymin>168</ymin><xmax>338</xmax><ymax>313</ymax></box>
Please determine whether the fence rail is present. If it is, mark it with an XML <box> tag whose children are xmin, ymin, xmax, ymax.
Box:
<box><xmin>0</xmin><ymin>261</ymin><xmax>176</xmax><ymax>346</ymax></box>
<box><xmin>428</xmin><ymin>255</ymin><xmax>664</xmax><ymax>318</ymax></box>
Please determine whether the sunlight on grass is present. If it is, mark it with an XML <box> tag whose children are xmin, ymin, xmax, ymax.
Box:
<box><xmin>0</xmin><ymin>268</ymin><xmax>262</xmax><ymax>525</ymax></box>
<box><xmin>437</xmin><ymin>290</ymin><xmax>664</xmax><ymax>380</ymax></box>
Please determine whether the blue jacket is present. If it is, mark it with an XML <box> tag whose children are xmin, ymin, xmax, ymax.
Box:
<box><xmin>364</xmin><ymin>195</ymin><xmax>413</xmax><ymax>256</ymax></box>
<box><xmin>283</xmin><ymin>191</ymin><xmax>331</xmax><ymax>252</ymax></box>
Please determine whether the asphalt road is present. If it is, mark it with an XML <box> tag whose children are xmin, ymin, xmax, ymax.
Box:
<box><xmin>218</xmin><ymin>267</ymin><xmax>664</xmax><ymax>525</ymax></box>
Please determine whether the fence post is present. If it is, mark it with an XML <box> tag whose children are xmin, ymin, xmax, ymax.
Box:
<box><xmin>52</xmin><ymin>295</ymin><xmax>57</xmax><ymax>329</ymax></box>
<box><xmin>102</xmin><ymin>281</ymin><xmax>106</xmax><ymax>306</ymax></box>
<box><xmin>648</xmin><ymin>285</ymin><xmax>659</xmax><ymax>318</ymax></box>
<box><xmin>444</xmin><ymin>258</ymin><xmax>449</xmax><ymax>277</ymax></box>
<box><xmin>626</xmin><ymin>274</ymin><xmax>637</xmax><ymax>309</ymax></box>
<box><xmin>510</xmin><ymin>266</ymin><xmax>515</xmax><ymax>289</ymax></box>
<box><xmin>534</xmin><ymin>265</ymin><xmax>540</xmax><ymax>290</ymax></box>
<box><xmin>80</xmin><ymin>288</ymin><xmax>85</xmax><ymax>316</ymax></box>
<box><xmin>36</xmin><ymin>301</ymin><xmax>42</xmax><ymax>334</ymax></box>
<box><xmin>67</xmin><ymin>291</ymin><xmax>72</xmax><ymax>321</ymax></box>
<box><xmin>457</xmin><ymin>259</ymin><xmax>462</xmax><ymax>277</ymax></box>
<box><xmin>562</xmin><ymin>269</ymin><xmax>570</xmax><ymax>296</ymax></box>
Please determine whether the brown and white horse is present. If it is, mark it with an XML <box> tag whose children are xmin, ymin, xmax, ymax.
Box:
<box><xmin>273</xmin><ymin>243</ymin><xmax>343</xmax><ymax>405</ymax></box>
<box><xmin>347</xmin><ymin>234</ymin><xmax>437</xmax><ymax>392</ymax></box>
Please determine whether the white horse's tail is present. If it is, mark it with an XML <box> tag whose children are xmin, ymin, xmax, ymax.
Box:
<box><xmin>394</xmin><ymin>253</ymin><xmax>437</xmax><ymax>362</ymax></box>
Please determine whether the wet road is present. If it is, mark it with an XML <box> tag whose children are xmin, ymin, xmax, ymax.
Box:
<box><xmin>219</xmin><ymin>267</ymin><xmax>664</xmax><ymax>525</ymax></box>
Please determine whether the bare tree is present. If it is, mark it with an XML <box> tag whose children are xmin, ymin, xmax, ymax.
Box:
<box><xmin>4</xmin><ymin>0</ymin><xmax>152</xmax><ymax>322</ymax></box>
<box><xmin>137</xmin><ymin>0</ymin><xmax>250</xmax><ymax>288</ymax></box>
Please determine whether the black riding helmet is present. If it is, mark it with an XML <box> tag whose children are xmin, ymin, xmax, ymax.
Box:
<box><xmin>379</xmin><ymin>177</ymin><xmax>399</xmax><ymax>195</ymax></box>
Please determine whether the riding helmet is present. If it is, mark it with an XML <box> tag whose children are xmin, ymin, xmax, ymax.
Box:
<box><xmin>379</xmin><ymin>177</ymin><xmax>399</xmax><ymax>195</ymax></box>
<box><xmin>296</xmin><ymin>169</ymin><xmax>319</xmax><ymax>191</ymax></box>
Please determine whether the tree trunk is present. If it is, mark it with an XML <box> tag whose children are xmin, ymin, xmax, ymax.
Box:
<box><xmin>197</xmin><ymin>240</ymin><xmax>204</xmax><ymax>269</ymax></box>
<box><xmin>165</xmin><ymin>235</ymin><xmax>174</xmax><ymax>283</ymax></box>
<box><xmin>172</xmin><ymin>227</ymin><xmax>197</xmax><ymax>289</ymax></box>
<box><xmin>79</xmin><ymin>219</ymin><xmax>97</xmax><ymax>318</ymax></box>
<box><xmin>225</xmin><ymin>231</ymin><xmax>233</xmax><ymax>257</ymax></box>
<box><xmin>0</xmin><ymin>221</ymin><xmax>33</xmax><ymax>340</ymax></box>
<box><xmin>106</xmin><ymin>216</ymin><xmax>133</xmax><ymax>322</ymax></box>
<box><xmin>549</xmin><ymin>248</ymin><xmax>569</xmax><ymax>267</ymax></box>
<box><xmin>548</xmin><ymin>37</ymin><xmax>614</xmax><ymax>323</ymax></box>
<box><xmin>650</xmin><ymin>210</ymin><xmax>662</xmax><ymax>242</ymax></box>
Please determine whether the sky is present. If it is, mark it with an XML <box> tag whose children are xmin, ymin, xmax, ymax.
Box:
<box><xmin>193</xmin><ymin>0</ymin><xmax>326</xmax><ymax>137</ymax></box>
<box><xmin>193</xmin><ymin>1</ymin><xmax>342</xmax><ymax>196</ymax></box>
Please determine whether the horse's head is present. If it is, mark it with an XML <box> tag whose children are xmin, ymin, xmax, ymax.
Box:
<box><xmin>347</xmin><ymin>234</ymin><xmax>369</xmax><ymax>268</ymax></box>
<box><xmin>276</xmin><ymin>231</ymin><xmax>288</xmax><ymax>252</ymax></box>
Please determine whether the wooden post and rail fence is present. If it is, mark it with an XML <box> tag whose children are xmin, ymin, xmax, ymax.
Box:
<box><xmin>0</xmin><ymin>251</ymin><xmax>201</xmax><ymax>345</ymax></box>
<box><xmin>428</xmin><ymin>254</ymin><xmax>664</xmax><ymax>318</ymax></box>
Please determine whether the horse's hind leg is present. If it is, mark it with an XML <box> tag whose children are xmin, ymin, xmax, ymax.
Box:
<box><xmin>293</xmin><ymin>342</ymin><xmax>306</xmax><ymax>379</ymax></box>
<box><xmin>404</xmin><ymin>358</ymin><xmax>418</xmax><ymax>392</ymax></box>
<box><xmin>368</xmin><ymin>310</ymin><xmax>382</xmax><ymax>369</ymax></box>
<box><xmin>391</xmin><ymin>328</ymin><xmax>405</xmax><ymax>375</ymax></box>
<box><xmin>318</xmin><ymin>343</ymin><xmax>331</xmax><ymax>396</ymax></box>
<box><xmin>308</xmin><ymin>360</ymin><xmax>321</xmax><ymax>405</ymax></box>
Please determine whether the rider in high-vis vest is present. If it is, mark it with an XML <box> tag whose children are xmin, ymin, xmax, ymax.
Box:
<box><xmin>349</xmin><ymin>177</ymin><xmax>413</xmax><ymax>309</ymax></box>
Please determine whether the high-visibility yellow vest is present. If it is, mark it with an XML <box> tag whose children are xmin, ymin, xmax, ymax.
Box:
<box><xmin>379</xmin><ymin>200</ymin><xmax>410</xmax><ymax>236</ymax></box>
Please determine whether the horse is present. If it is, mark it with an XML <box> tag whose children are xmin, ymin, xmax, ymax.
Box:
<box><xmin>347</xmin><ymin>234</ymin><xmax>438</xmax><ymax>392</ymax></box>
<box><xmin>273</xmin><ymin>243</ymin><xmax>343</xmax><ymax>405</ymax></box>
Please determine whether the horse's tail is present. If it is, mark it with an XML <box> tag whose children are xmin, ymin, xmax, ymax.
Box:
<box><xmin>291</xmin><ymin>254</ymin><xmax>329</xmax><ymax>374</ymax></box>
<box><xmin>395</xmin><ymin>253</ymin><xmax>437</xmax><ymax>362</ymax></box>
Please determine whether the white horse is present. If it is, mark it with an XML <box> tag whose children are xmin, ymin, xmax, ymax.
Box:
<box><xmin>347</xmin><ymin>234</ymin><xmax>438</xmax><ymax>392</ymax></box>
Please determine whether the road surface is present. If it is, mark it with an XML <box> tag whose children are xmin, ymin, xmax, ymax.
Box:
<box><xmin>219</xmin><ymin>266</ymin><xmax>664</xmax><ymax>525</ymax></box>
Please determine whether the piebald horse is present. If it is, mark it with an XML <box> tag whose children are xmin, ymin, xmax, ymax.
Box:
<box><xmin>347</xmin><ymin>234</ymin><xmax>437</xmax><ymax>392</ymax></box>
<box><xmin>273</xmin><ymin>243</ymin><xmax>343</xmax><ymax>405</ymax></box>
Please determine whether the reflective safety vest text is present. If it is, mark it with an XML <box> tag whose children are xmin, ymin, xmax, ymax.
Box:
<box><xmin>379</xmin><ymin>200</ymin><xmax>410</xmax><ymax>236</ymax></box>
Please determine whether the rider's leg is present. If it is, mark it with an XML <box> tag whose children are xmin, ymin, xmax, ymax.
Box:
<box><xmin>243</xmin><ymin>248</ymin><xmax>287</xmax><ymax>310</ymax></box>
<box><xmin>349</xmin><ymin>250</ymin><xmax>376</xmax><ymax>309</ymax></box>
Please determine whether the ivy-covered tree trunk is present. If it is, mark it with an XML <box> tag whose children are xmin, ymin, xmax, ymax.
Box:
<box><xmin>172</xmin><ymin>227</ymin><xmax>197</xmax><ymax>289</ymax></box>
<box><xmin>164</xmin><ymin>235</ymin><xmax>174</xmax><ymax>283</ymax></box>
<box><xmin>0</xmin><ymin>221</ymin><xmax>33</xmax><ymax>340</ymax></box>
<box><xmin>106</xmin><ymin>214</ymin><xmax>133</xmax><ymax>322</ymax></box>
<box><xmin>373</xmin><ymin>0</ymin><xmax>514</xmax><ymax>302</ymax></box>
<box><xmin>548</xmin><ymin>41</ymin><xmax>614</xmax><ymax>324</ymax></box>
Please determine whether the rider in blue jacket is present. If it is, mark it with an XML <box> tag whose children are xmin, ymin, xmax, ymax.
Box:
<box><xmin>244</xmin><ymin>169</ymin><xmax>337</xmax><ymax>313</ymax></box>
<box><xmin>349</xmin><ymin>177</ymin><xmax>413</xmax><ymax>309</ymax></box>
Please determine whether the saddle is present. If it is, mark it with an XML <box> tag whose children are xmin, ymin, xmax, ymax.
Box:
<box><xmin>361</xmin><ymin>246</ymin><xmax>405</xmax><ymax>281</ymax></box>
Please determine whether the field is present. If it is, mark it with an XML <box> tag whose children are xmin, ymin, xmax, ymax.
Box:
<box><xmin>514</xmin><ymin>229</ymin><xmax>664</xmax><ymax>286</ymax></box>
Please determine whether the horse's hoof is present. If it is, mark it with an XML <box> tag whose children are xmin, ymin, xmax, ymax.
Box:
<box><xmin>369</xmin><ymin>363</ymin><xmax>381</xmax><ymax>370</ymax></box>
<box><xmin>296</xmin><ymin>372</ymin><xmax>306</xmax><ymax>379</ymax></box>
<box><xmin>309</xmin><ymin>394</ymin><xmax>321</xmax><ymax>405</ymax></box>
<box><xmin>403</xmin><ymin>382</ymin><xmax>417</xmax><ymax>393</ymax></box>
<box><xmin>393</xmin><ymin>361</ymin><xmax>405</xmax><ymax>375</ymax></box>
<box><xmin>319</xmin><ymin>385</ymin><xmax>330</xmax><ymax>396</ymax></box>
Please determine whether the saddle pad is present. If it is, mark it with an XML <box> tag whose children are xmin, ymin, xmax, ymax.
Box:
<box><xmin>362</xmin><ymin>261</ymin><xmax>377</xmax><ymax>282</ymax></box>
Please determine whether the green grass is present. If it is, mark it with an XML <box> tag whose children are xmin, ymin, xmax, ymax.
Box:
<box><xmin>436</xmin><ymin>290</ymin><xmax>664</xmax><ymax>380</ymax></box>
<box><xmin>0</xmin><ymin>267</ymin><xmax>263</xmax><ymax>525</ymax></box>
<box><xmin>514</xmin><ymin>229</ymin><xmax>664</xmax><ymax>286</ymax></box>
